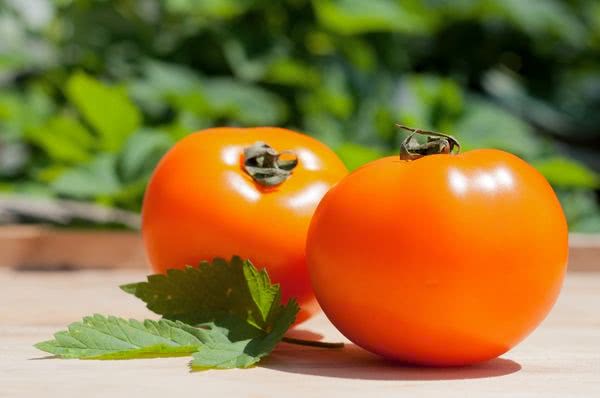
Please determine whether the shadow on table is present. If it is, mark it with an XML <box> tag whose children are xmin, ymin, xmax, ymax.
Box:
<box><xmin>263</xmin><ymin>341</ymin><xmax>521</xmax><ymax>381</ymax></box>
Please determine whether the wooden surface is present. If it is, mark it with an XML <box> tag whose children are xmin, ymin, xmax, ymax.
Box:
<box><xmin>1</xmin><ymin>268</ymin><xmax>599</xmax><ymax>397</ymax></box>
<box><xmin>0</xmin><ymin>225</ymin><xmax>145</xmax><ymax>269</ymax></box>
<box><xmin>569</xmin><ymin>233</ymin><xmax>600</xmax><ymax>271</ymax></box>
<box><xmin>1</xmin><ymin>225</ymin><xmax>599</xmax><ymax>271</ymax></box>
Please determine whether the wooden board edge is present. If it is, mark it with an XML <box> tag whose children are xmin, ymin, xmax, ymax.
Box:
<box><xmin>0</xmin><ymin>226</ymin><xmax>598</xmax><ymax>271</ymax></box>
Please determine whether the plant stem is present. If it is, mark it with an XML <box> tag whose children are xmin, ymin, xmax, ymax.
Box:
<box><xmin>281</xmin><ymin>336</ymin><xmax>344</xmax><ymax>349</ymax></box>
<box><xmin>396</xmin><ymin>124</ymin><xmax>461</xmax><ymax>160</ymax></box>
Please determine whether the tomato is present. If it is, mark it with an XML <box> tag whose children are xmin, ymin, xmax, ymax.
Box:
<box><xmin>306</xmin><ymin>128</ymin><xmax>568</xmax><ymax>365</ymax></box>
<box><xmin>142</xmin><ymin>127</ymin><xmax>348</xmax><ymax>323</ymax></box>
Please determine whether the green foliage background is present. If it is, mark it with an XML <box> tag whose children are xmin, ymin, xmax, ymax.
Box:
<box><xmin>1</xmin><ymin>0</ymin><xmax>600</xmax><ymax>231</ymax></box>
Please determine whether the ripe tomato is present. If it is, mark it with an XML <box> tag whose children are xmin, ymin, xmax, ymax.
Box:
<box><xmin>142</xmin><ymin>127</ymin><xmax>347</xmax><ymax>323</ymax></box>
<box><xmin>306</xmin><ymin>130</ymin><xmax>568</xmax><ymax>365</ymax></box>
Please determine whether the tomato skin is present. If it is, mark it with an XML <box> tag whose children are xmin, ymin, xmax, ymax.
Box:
<box><xmin>307</xmin><ymin>149</ymin><xmax>568</xmax><ymax>365</ymax></box>
<box><xmin>142</xmin><ymin>127</ymin><xmax>348</xmax><ymax>323</ymax></box>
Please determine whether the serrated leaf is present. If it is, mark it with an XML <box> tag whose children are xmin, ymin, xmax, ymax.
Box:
<box><xmin>34</xmin><ymin>314</ymin><xmax>226</xmax><ymax>359</ymax></box>
<box><xmin>67</xmin><ymin>72</ymin><xmax>141</xmax><ymax>152</ymax></box>
<box><xmin>191</xmin><ymin>299</ymin><xmax>299</xmax><ymax>369</ymax></box>
<box><xmin>121</xmin><ymin>257</ymin><xmax>281</xmax><ymax>331</ymax></box>
<box><xmin>37</xmin><ymin>259</ymin><xmax>300</xmax><ymax>369</ymax></box>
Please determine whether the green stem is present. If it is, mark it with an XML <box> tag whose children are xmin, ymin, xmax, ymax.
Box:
<box><xmin>396</xmin><ymin>124</ymin><xmax>461</xmax><ymax>160</ymax></box>
<box><xmin>281</xmin><ymin>336</ymin><xmax>345</xmax><ymax>349</ymax></box>
<box><xmin>243</xmin><ymin>142</ymin><xmax>299</xmax><ymax>187</ymax></box>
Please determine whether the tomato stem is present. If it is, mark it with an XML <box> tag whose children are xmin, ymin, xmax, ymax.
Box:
<box><xmin>243</xmin><ymin>142</ymin><xmax>298</xmax><ymax>186</ymax></box>
<box><xmin>281</xmin><ymin>336</ymin><xmax>345</xmax><ymax>349</ymax></box>
<box><xmin>396</xmin><ymin>124</ymin><xmax>461</xmax><ymax>160</ymax></box>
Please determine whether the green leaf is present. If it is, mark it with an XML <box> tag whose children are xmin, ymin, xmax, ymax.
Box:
<box><xmin>67</xmin><ymin>72</ymin><xmax>141</xmax><ymax>152</ymax></box>
<box><xmin>51</xmin><ymin>154</ymin><xmax>122</xmax><ymax>198</ymax></box>
<box><xmin>121</xmin><ymin>257</ymin><xmax>283</xmax><ymax>331</ymax></box>
<box><xmin>264</xmin><ymin>58</ymin><xmax>320</xmax><ymax>88</ymax></box>
<box><xmin>557</xmin><ymin>189</ymin><xmax>600</xmax><ymax>227</ymax></box>
<box><xmin>313</xmin><ymin>0</ymin><xmax>432</xmax><ymax>35</ymax></box>
<box><xmin>128</xmin><ymin>61</ymin><xmax>204</xmax><ymax>117</ymax></box>
<box><xmin>203</xmin><ymin>78</ymin><xmax>287</xmax><ymax>125</ymax></box>
<box><xmin>570</xmin><ymin>215</ymin><xmax>600</xmax><ymax>233</ymax></box>
<box><xmin>191</xmin><ymin>300</ymin><xmax>298</xmax><ymax>369</ymax></box>
<box><xmin>165</xmin><ymin>0</ymin><xmax>255</xmax><ymax>19</ymax></box>
<box><xmin>488</xmin><ymin>0</ymin><xmax>586</xmax><ymax>46</ymax></box>
<box><xmin>118</xmin><ymin>129</ymin><xmax>173</xmax><ymax>182</ymax></box>
<box><xmin>0</xmin><ymin>87</ymin><xmax>55</xmax><ymax>138</ymax></box>
<box><xmin>396</xmin><ymin>74</ymin><xmax>464</xmax><ymax>131</ymax></box>
<box><xmin>34</xmin><ymin>314</ymin><xmax>225</xmax><ymax>359</ymax></box>
<box><xmin>335</xmin><ymin>143</ymin><xmax>384</xmax><ymax>171</ymax></box>
<box><xmin>242</xmin><ymin>260</ymin><xmax>281</xmax><ymax>322</ymax></box>
<box><xmin>533</xmin><ymin>157</ymin><xmax>600</xmax><ymax>189</ymax></box>
<box><xmin>37</xmin><ymin>259</ymin><xmax>300</xmax><ymax>369</ymax></box>
<box><xmin>27</xmin><ymin>115</ymin><xmax>95</xmax><ymax>164</ymax></box>
<box><xmin>454</xmin><ymin>98</ymin><xmax>544</xmax><ymax>158</ymax></box>
<box><xmin>0</xmin><ymin>139</ymin><xmax>29</xmax><ymax>177</ymax></box>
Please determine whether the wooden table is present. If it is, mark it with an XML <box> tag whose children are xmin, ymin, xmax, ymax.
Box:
<box><xmin>2</xmin><ymin>268</ymin><xmax>599</xmax><ymax>397</ymax></box>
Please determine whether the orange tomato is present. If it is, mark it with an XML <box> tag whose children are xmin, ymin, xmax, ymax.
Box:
<box><xmin>142</xmin><ymin>127</ymin><xmax>348</xmax><ymax>322</ymax></box>
<box><xmin>307</xmin><ymin>147</ymin><xmax>568</xmax><ymax>365</ymax></box>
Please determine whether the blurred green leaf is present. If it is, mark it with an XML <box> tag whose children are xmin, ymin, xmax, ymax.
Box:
<box><xmin>557</xmin><ymin>190</ymin><xmax>600</xmax><ymax>231</ymax></box>
<box><xmin>264</xmin><ymin>58</ymin><xmax>320</xmax><ymax>88</ymax></box>
<box><xmin>487</xmin><ymin>0</ymin><xmax>587</xmax><ymax>46</ymax></box>
<box><xmin>27</xmin><ymin>115</ymin><xmax>95</xmax><ymax>164</ymax></box>
<box><xmin>118</xmin><ymin>129</ymin><xmax>173</xmax><ymax>183</ymax></box>
<box><xmin>0</xmin><ymin>12</ymin><xmax>57</xmax><ymax>76</ymax></box>
<box><xmin>570</xmin><ymin>216</ymin><xmax>600</xmax><ymax>233</ymax></box>
<box><xmin>303</xmin><ymin>113</ymin><xmax>345</xmax><ymax>148</ymax></box>
<box><xmin>300</xmin><ymin>65</ymin><xmax>353</xmax><ymax>120</ymax></box>
<box><xmin>165</xmin><ymin>0</ymin><xmax>255</xmax><ymax>19</ymax></box>
<box><xmin>0</xmin><ymin>87</ymin><xmax>55</xmax><ymax>138</ymax></box>
<box><xmin>128</xmin><ymin>61</ymin><xmax>204</xmax><ymax>117</ymax></box>
<box><xmin>396</xmin><ymin>75</ymin><xmax>464</xmax><ymax>131</ymax></box>
<box><xmin>52</xmin><ymin>154</ymin><xmax>122</xmax><ymax>199</ymax></box>
<box><xmin>137</xmin><ymin>61</ymin><xmax>203</xmax><ymax>95</ymax></box>
<box><xmin>164</xmin><ymin>111</ymin><xmax>212</xmax><ymax>141</ymax></box>
<box><xmin>313</xmin><ymin>0</ymin><xmax>431</xmax><ymax>35</ymax></box>
<box><xmin>2</xmin><ymin>0</ymin><xmax>600</xmax><ymax>228</ymax></box>
<box><xmin>0</xmin><ymin>139</ymin><xmax>29</xmax><ymax>177</ymax></box>
<box><xmin>533</xmin><ymin>157</ymin><xmax>599</xmax><ymax>190</ymax></box>
<box><xmin>454</xmin><ymin>99</ymin><xmax>544</xmax><ymax>158</ymax></box>
<box><xmin>203</xmin><ymin>78</ymin><xmax>287</xmax><ymax>125</ymax></box>
<box><xmin>335</xmin><ymin>143</ymin><xmax>384</xmax><ymax>171</ymax></box>
<box><xmin>483</xmin><ymin>70</ymin><xmax>573</xmax><ymax>136</ymax></box>
<box><xmin>67</xmin><ymin>72</ymin><xmax>141</xmax><ymax>152</ymax></box>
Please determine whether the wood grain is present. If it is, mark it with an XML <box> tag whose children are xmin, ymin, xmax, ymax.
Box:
<box><xmin>1</xmin><ymin>268</ymin><xmax>599</xmax><ymax>397</ymax></box>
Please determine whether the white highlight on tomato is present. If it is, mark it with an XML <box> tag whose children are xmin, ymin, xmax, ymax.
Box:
<box><xmin>448</xmin><ymin>168</ymin><xmax>469</xmax><ymax>195</ymax></box>
<box><xmin>295</xmin><ymin>148</ymin><xmax>321</xmax><ymax>170</ymax></box>
<box><xmin>474</xmin><ymin>172</ymin><xmax>497</xmax><ymax>192</ymax></box>
<box><xmin>226</xmin><ymin>171</ymin><xmax>260</xmax><ymax>202</ymax></box>
<box><xmin>285</xmin><ymin>182</ymin><xmax>329</xmax><ymax>210</ymax></box>
<box><xmin>221</xmin><ymin>145</ymin><xmax>242</xmax><ymax>166</ymax></box>
<box><xmin>494</xmin><ymin>166</ymin><xmax>514</xmax><ymax>188</ymax></box>
<box><xmin>448</xmin><ymin>166</ymin><xmax>515</xmax><ymax>195</ymax></box>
